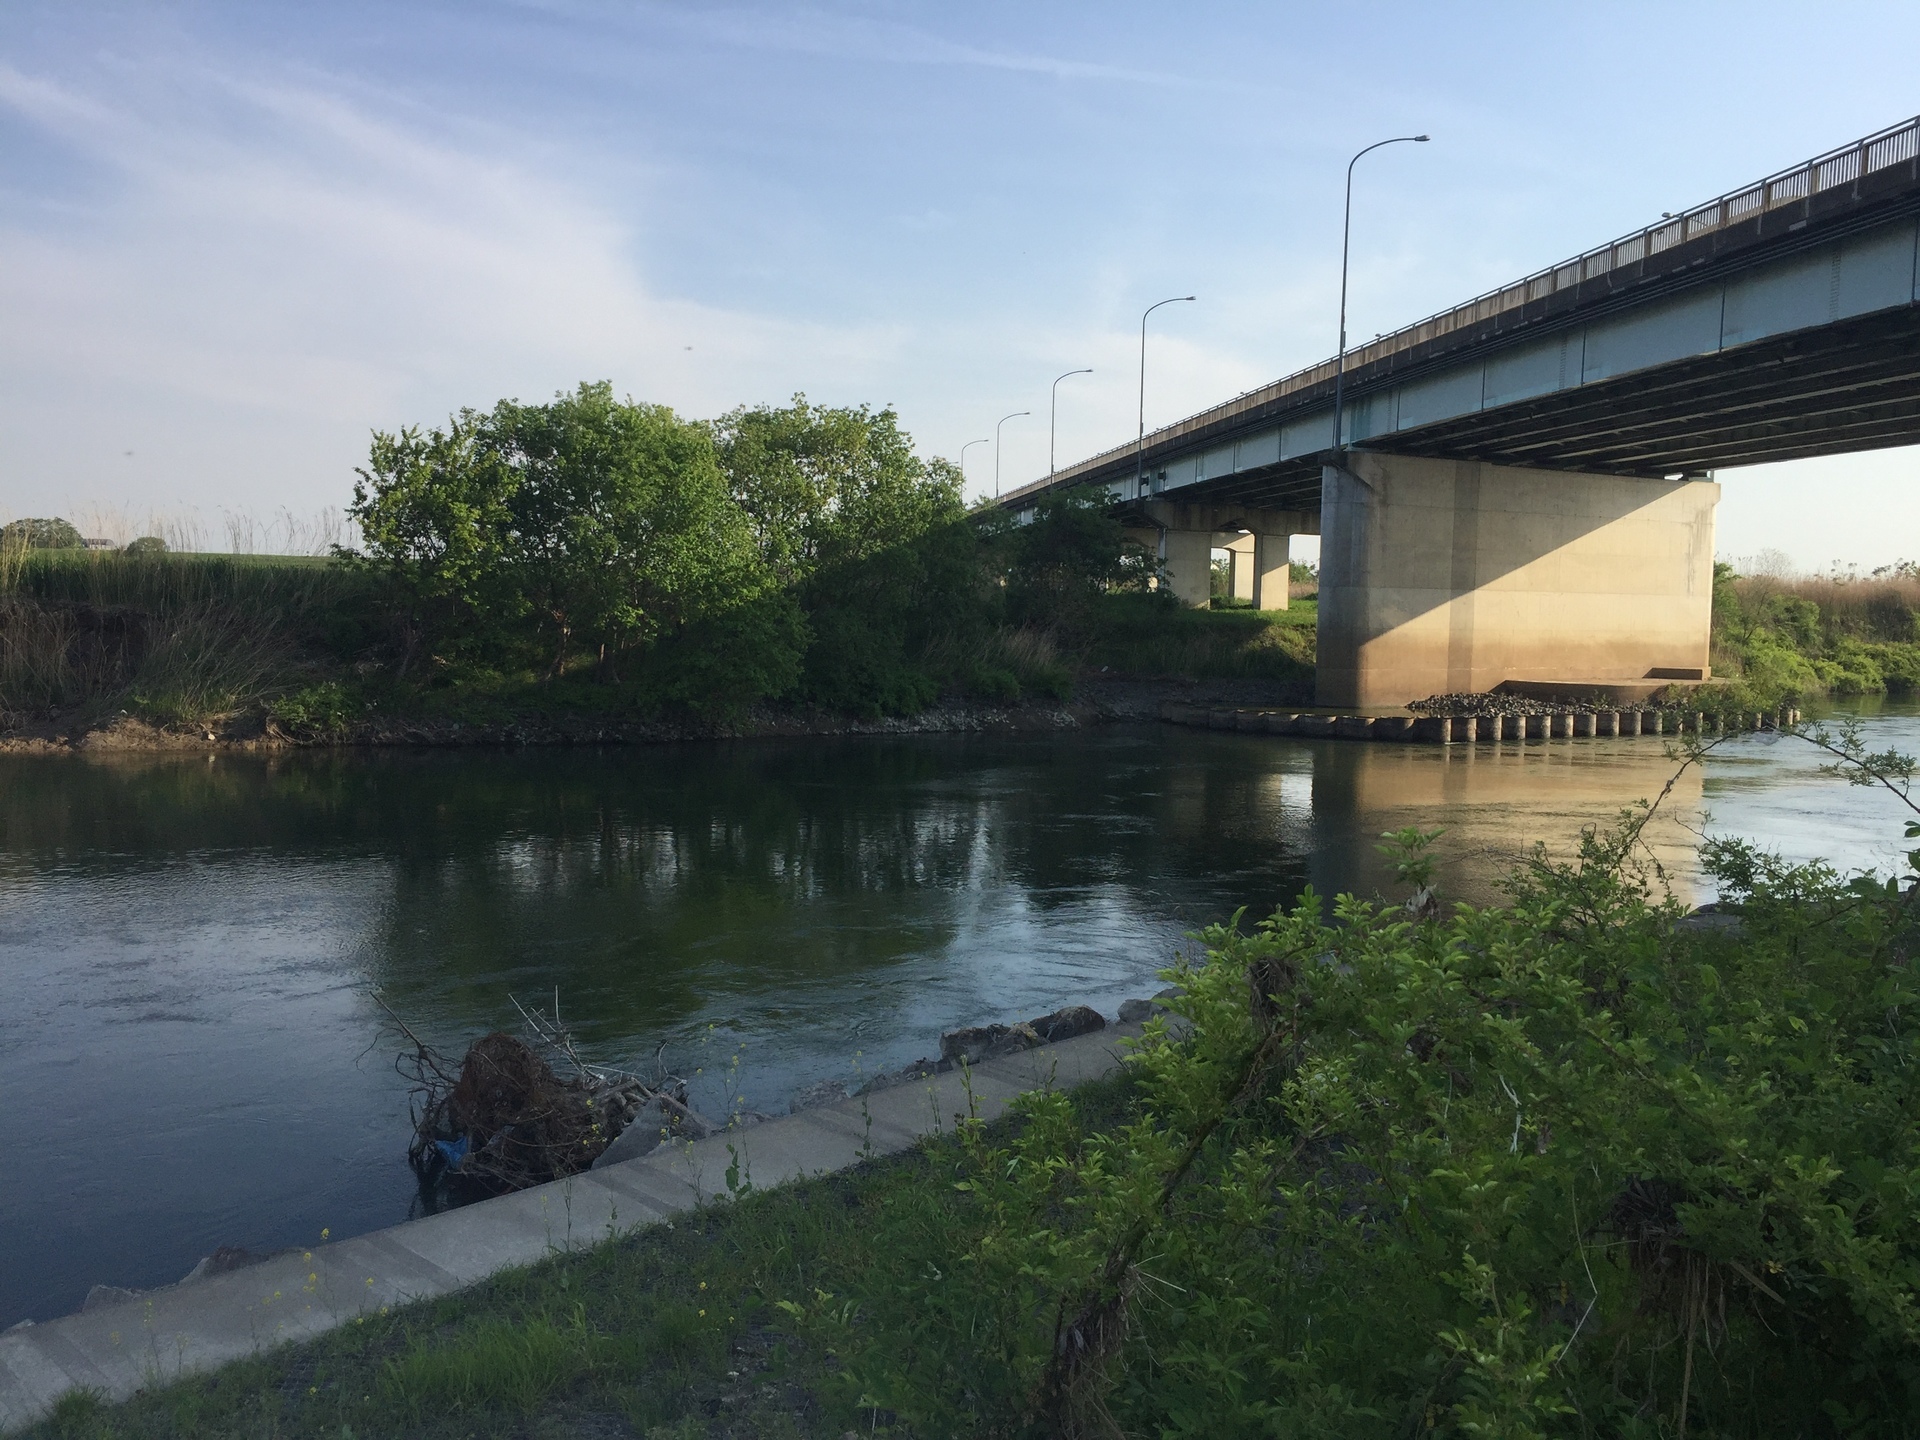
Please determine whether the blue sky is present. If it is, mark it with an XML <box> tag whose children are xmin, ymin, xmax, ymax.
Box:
<box><xmin>3</xmin><ymin>1</ymin><xmax>1918</xmax><ymax>567</ymax></box>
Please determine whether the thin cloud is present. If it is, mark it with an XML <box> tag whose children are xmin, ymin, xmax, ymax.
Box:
<box><xmin>507</xmin><ymin>1</ymin><xmax>1190</xmax><ymax>86</ymax></box>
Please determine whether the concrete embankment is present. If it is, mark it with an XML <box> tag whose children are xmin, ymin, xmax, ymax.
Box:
<box><xmin>1162</xmin><ymin>701</ymin><xmax>1801</xmax><ymax>745</ymax></box>
<box><xmin>0</xmin><ymin>1021</ymin><xmax>1145</xmax><ymax>1432</ymax></box>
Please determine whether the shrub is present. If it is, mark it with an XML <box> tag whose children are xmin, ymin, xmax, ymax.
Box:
<box><xmin>270</xmin><ymin>679</ymin><xmax>362</xmax><ymax>739</ymax></box>
<box><xmin>0</xmin><ymin>517</ymin><xmax>84</xmax><ymax>549</ymax></box>
<box><xmin>786</xmin><ymin>744</ymin><xmax>1920</xmax><ymax>1436</ymax></box>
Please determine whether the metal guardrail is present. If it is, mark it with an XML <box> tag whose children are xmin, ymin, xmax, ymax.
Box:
<box><xmin>1017</xmin><ymin>115</ymin><xmax>1920</xmax><ymax>500</ymax></box>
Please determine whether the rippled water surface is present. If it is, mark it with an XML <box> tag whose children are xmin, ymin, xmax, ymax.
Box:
<box><xmin>4</xmin><ymin>713</ymin><xmax>1917</xmax><ymax>1325</ymax></box>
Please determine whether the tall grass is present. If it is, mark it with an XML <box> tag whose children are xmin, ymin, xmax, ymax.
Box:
<box><xmin>5</xmin><ymin>548</ymin><xmax>357</xmax><ymax>616</ymax></box>
<box><xmin>1731</xmin><ymin>572</ymin><xmax>1920</xmax><ymax>642</ymax></box>
<box><xmin>0</xmin><ymin>548</ymin><xmax>365</xmax><ymax>727</ymax></box>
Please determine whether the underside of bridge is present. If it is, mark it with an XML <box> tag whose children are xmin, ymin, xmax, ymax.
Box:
<box><xmin>1108</xmin><ymin>300</ymin><xmax>1920</xmax><ymax>521</ymax></box>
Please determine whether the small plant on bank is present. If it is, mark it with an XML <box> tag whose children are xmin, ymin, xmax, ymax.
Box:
<box><xmin>781</xmin><ymin>735</ymin><xmax>1920</xmax><ymax>1437</ymax></box>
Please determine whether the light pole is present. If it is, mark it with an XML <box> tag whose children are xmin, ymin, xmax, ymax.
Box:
<box><xmin>1049</xmin><ymin>368</ymin><xmax>1092</xmax><ymax>476</ymax></box>
<box><xmin>994</xmin><ymin>411</ymin><xmax>1029</xmax><ymax>501</ymax></box>
<box><xmin>958</xmin><ymin>438</ymin><xmax>989</xmax><ymax>495</ymax></box>
<box><xmin>1332</xmin><ymin>134</ymin><xmax>1428</xmax><ymax>452</ymax></box>
<box><xmin>1136</xmin><ymin>296</ymin><xmax>1195</xmax><ymax>496</ymax></box>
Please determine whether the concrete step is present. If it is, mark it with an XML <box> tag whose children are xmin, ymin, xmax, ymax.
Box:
<box><xmin>0</xmin><ymin>1024</ymin><xmax>1148</xmax><ymax>1433</ymax></box>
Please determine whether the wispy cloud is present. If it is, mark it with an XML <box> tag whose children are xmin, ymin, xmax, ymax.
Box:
<box><xmin>0</xmin><ymin>50</ymin><xmax>903</xmax><ymax>511</ymax></box>
<box><xmin>510</xmin><ymin>1</ymin><xmax>1190</xmax><ymax>86</ymax></box>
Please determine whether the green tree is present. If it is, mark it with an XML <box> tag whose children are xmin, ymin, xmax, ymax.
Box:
<box><xmin>712</xmin><ymin>396</ymin><xmax>965</xmax><ymax>583</ymax></box>
<box><xmin>713</xmin><ymin>397</ymin><xmax>979</xmax><ymax>715</ymax></box>
<box><xmin>1</xmin><ymin>517</ymin><xmax>84</xmax><ymax>549</ymax></box>
<box><xmin>345</xmin><ymin>410</ymin><xmax>519</xmax><ymax>673</ymax></box>
<box><xmin>489</xmin><ymin>383</ymin><xmax>772</xmax><ymax>678</ymax></box>
<box><xmin>996</xmin><ymin>484</ymin><xmax>1160</xmax><ymax>631</ymax></box>
<box><xmin>348</xmin><ymin>383</ymin><xmax>800</xmax><ymax>696</ymax></box>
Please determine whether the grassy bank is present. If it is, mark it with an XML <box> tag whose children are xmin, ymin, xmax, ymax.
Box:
<box><xmin>0</xmin><ymin>549</ymin><xmax>1313</xmax><ymax>740</ymax></box>
<box><xmin>31</xmin><ymin>1074</ymin><xmax>1140</xmax><ymax>1440</ymax></box>
<box><xmin>29</xmin><ymin>728</ymin><xmax>1920</xmax><ymax>1438</ymax></box>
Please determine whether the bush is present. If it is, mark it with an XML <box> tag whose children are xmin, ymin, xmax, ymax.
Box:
<box><xmin>270</xmin><ymin>680</ymin><xmax>362</xmax><ymax>739</ymax></box>
<box><xmin>785</xmin><ymin>753</ymin><xmax>1920</xmax><ymax>1436</ymax></box>
<box><xmin>124</xmin><ymin>536</ymin><xmax>167</xmax><ymax>555</ymax></box>
<box><xmin>1</xmin><ymin>517</ymin><xmax>84</xmax><ymax>549</ymax></box>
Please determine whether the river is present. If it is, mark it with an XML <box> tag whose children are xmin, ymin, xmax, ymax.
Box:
<box><xmin>4</xmin><ymin>711</ymin><xmax>1918</xmax><ymax>1327</ymax></box>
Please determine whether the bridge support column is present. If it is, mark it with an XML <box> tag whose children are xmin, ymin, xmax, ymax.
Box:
<box><xmin>1140</xmin><ymin>501</ymin><xmax>1316</xmax><ymax>610</ymax></box>
<box><xmin>1316</xmin><ymin>454</ymin><xmax>1718</xmax><ymax>709</ymax></box>
<box><xmin>1222</xmin><ymin>533</ymin><xmax>1291</xmax><ymax>609</ymax></box>
<box><xmin>1159</xmin><ymin>529</ymin><xmax>1213</xmax><ymax>607</ymax></box>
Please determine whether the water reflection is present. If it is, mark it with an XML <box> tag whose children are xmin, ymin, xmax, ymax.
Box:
<box><xmin>1</xmin><ymin>718</ymin><xmax>1912</xmax><ymax>1326</ymax></box>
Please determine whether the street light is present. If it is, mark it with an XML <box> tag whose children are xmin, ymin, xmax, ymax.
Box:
<box><xmin>1049</xmin><ymin>368</ymin><xmax>1092</xmax><ymax>477</ymax></box>
<box><xmin>1136</xmin><ymin>296</ymin><xmax>1195</xmax><ymax>496</ymax></box>
<box><xmin>995</xmin><ymin>411</ymin><xmax>1030</xmax><ymax>500</ymax></box>
<box><xmin>958</xmin><ymin>437</ymin><xmax>990</xmax><ymax>493</ymax></box>
<box><xmin>1332</xmin><ymin>134</ymin><xmax>1428</xmax><ymax>452</ymax></box>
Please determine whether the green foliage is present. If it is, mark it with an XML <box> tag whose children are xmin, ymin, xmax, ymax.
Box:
<box><xmin>780</xmin><ymin>752</ymin><xmax>1920</xmax><ymax>1436</ymax></box>
<box><xmin>1712</xmin><ymin>564</ymin><xmax>1920</xmax><ymax>701</ymax></box>
<box><xmin>2</xmin><ymin>516</ymin><xmax>84</xmax><ymax>549</ymax></box>
<box><xmin>640</xmin><ymin>585</ymin><xmax>810</xmax><ymax>718</ymax></box>
<box><xmin>710</xmin><ymin>396</ymin><xmax>989</xmax><ymax>716</ymax></box>
<box><xmin>347</xmin><ymin>382</ymin><xmax>777</xmax><ymax>690</ymax></box>
<box><xmin>1071</xmin><ymin>591</ymin><xmax>1316</xmax><ymax>684</ymax></box>
<box><xmin>124</xmin><ymin>536</ymin><xmax>167</xmax><ymax>555</ymax></box>
<box><xmin>991</xmin><ymin>485</ymin><xmax>1157</xmax><ymax>632</ymax></box>
<box><xmin>10</xmin><ymin>389</ymin><xmax>1303</xmax><ymax>729</ymax></box>
<box><xmin>712</xmin><ymin>395</ymin><xmax>964</xmax><ymax>585</ymax></box>
<box><xmin>0</xmin><ymin>551</ymin><xmax>371</xmax><ymax>724</ymax></box>
<box><xmin>270</xmin><ymin>680</ymin><xmax>362</xmax><ymax>739</ymax></box>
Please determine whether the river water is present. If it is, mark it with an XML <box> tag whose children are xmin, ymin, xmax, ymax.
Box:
<box><xmin>4</xmin><ymin>712</ymin><xmax>1918</xmax><ymax>1326</ymax></box>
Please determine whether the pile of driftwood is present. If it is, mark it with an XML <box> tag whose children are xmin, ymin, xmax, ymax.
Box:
<box><xmin>379</xmin><ymin>993</ymin><xmax>711</xmax><ymax>1201</ymax></box>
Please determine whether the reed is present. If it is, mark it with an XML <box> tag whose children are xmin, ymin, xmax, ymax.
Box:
<box><xmin>0</xmin><ymin>551</ymin><xmax>363</xmax><ymax>727</ymax></box>
<box><xmin>1732</xmin><ymin>572</ymin><xmax>1920</xmax><ymax>642</ymax></box>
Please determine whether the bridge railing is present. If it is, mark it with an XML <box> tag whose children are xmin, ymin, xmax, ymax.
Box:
<box><xmin>1018</xmin><ymin>114</ymin><xmax>1920</xmax><ymax>501</ymax></box>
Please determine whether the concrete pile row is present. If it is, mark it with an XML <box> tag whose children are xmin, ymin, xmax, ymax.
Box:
<box><xmin>1160</xmin><ymin>702</ymin><xmax>1801</xmax><ymax>746</ymax></box>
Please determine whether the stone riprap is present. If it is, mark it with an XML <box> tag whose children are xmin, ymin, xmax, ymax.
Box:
<box><xmin>0</xmin><ymin>1020</ymin><xmax>1148</xmax><ymax>1433</ymax></box>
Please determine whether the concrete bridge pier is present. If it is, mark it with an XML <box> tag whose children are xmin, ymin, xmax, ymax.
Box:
<box><xmin>1133</xmin><ymin>500</ymin><xmax>1315</xmax><ymax>610</ymax></box>
<box><xmin>1316</xmin><ymin>453</ymin><xmax>1718</xmax><ymax>709</ymax></box>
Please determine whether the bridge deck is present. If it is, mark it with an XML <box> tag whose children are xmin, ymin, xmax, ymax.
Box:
<box><xmin>1004</xmin><ymin>114</ymin><xmax>1920</xmax><ymax>515</ymax></box>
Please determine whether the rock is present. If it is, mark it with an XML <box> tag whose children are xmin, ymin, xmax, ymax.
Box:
<box><xmin>83</xmin><ymin>1284</ymin><xmax>143</xmax><ymax>1312</ymax></box>
<box><xmin>1153</xmin><ymin>985</ymin><xmax>1184</xmax><ymax>1002</ymax></box>
<box><xmin>3</xmin><ymin>1318</ymin><xmax>32</xmax><ymax>1333</ymax></box>
<box><xmin>591</xmin><ymin>1099</ymin><xmax>673</xmax><ymax>1168</ymax></box>
<box><xmin>1027</xmin><ymin>1005</ymin><xmax>1106</xmax><ymax>1043</ymax></box>
<box><xmin>994</xmin><ymin>1022</ymin><xmax>1044</xmax><ymax>1056</ymax></box>
<box><xmin>180</xmin><ymin>1245</ymin><xmax>280</xmax><ymax>1286</ymax></box>
<box><xmin>940</xmin><ymin>1024</ymin><xmax>1011</xmax><ymax>1065</ymax></box>
<box><xmin>1676</xmin><ymin>904</ymin><xmax>1745</xmax><ymax>935</ymax></box>
<box><xmin>1118</xmin><ymin>998</ymin><xmax>1154</xmax><ymax>1023</ymax></box>
<box><xmin>790</xmin><ymin>1079</ymin><xmax>849</xmax><ymax>1113</ymax></box>
<box><xmin>857</xmin><ymin>1058</ymin><xmax>946</xmax><ymax>1095</ymax></box>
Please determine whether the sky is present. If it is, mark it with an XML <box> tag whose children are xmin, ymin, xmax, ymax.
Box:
<box><xmin>2</xmin><ymin>1</ymin><xmax>1918</xmax><ymax>568</ymax></box>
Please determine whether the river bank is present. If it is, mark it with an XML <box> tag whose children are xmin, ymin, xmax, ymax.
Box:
<box><xmin>0</xmin><ymin>674</ymin><xmax>1311</xmax><ymax>754</ymax></box>
<box><xmin>12</xmin><ymin>773</ymin><xmax>1920</xmax><ymax>1438</ymax></box>
<box><xmin>8</xmin><ymin>712</ymin><xmax>1917</xmax><ymax>1392</ymax></box>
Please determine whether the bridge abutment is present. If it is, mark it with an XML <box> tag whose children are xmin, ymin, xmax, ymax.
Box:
<box><xmin>1316</xmin><ymin>454</ymin><xmax>1717</xmax><ymax>709</ymax></box>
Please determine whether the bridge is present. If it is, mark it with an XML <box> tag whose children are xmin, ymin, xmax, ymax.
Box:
<box><xmin>1000</xmin><ymin>116</ymin><xmax>1920</xmax><ymax>707</ymax></box>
